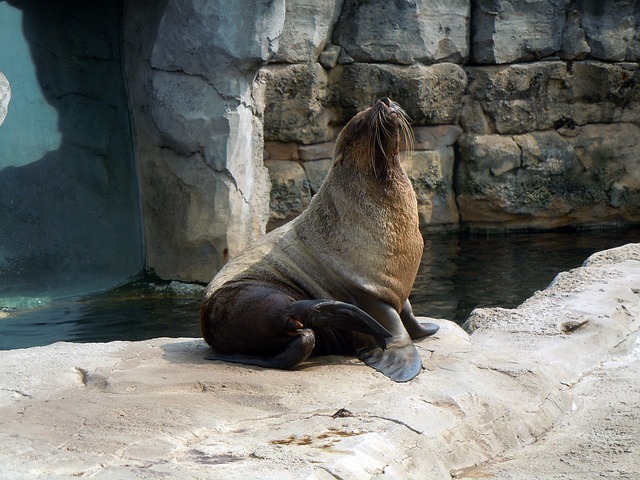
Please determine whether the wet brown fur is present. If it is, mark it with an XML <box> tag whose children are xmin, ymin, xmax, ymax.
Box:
<box><xmin>200</xmin><ymin>98</ymin><xmax>424</xmax><ymax>372</ymax></box>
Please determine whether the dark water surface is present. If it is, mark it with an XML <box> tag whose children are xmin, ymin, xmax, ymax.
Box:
<box><xmin>1</xmin><ymin>228</ymin><xmax>638</xmax><ymax>350</ymax></box>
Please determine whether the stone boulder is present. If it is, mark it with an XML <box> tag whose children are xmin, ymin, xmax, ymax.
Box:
<box><xmin>263</xmin><ymin>141</ymin><xmax>334</xmax><ymax>228</ymax></box>
<box><xmin>463</xmin><ymin>61</ymin><xmax>640</xmax><ymax>135</ymax></box>
<box><xmin>124</xmin><ymin>0</ymin><xmax>277</xmax><ymax>282</ymax></box>
<box><xmin>330</xmin><ymin>63</ymin><xmax>467</xmax><ymax>125</ymax></box>
<box><xmin>471</xmin><ymin>0</ymin><xmax>570</xmax><ymax>64</ymax></box>
<box><xmin>260</xmin><ymin>63</ymin><xmax>331</xmax><ymax>144</ymax></box>
<box><xmin>403</xmin><ymin>125</ymin><xmax>462</xmax><ymax>229</ymax></box>
<box><xmin>1</xmin><ymin>243</ymin><xmax>639</xmax><ymax>478</ymax></box>
<box><xmin>576</xmin><ymin>0</ymin><xmax>640</xmax><ymax>61</ymax></box>
<box><xmin>456</xmin><ymin>126</ymin><xmax>640</xmax><ymax>228</ymax></box>
<box><xmin>332</xmin><ymin>0</ymin><xmax>470</xmax><ymax>65</ymax></box>
<box><xmin>264</xmin><ymin>159</ymin><xmax>311</xmax><ymax>231</ymax></box>
<box><xmin>271</xmin><ymin>0</ymin><xmax>345</xmax><ymax>63</ymax></box>
<box><xmin>559</xmin><ymin>9</ymin><xmax>591</xmax><ymax>60</ymax></box>
<box><xmin>302</xmin><ymin>159</ymin><xmax>333</xmax><ymax>195</ymax></box>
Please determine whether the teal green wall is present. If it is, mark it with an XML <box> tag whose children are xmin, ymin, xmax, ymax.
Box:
<box><xmin>0</xmin><ymin>3</ymin><xmax>61</xmax><ymax>167</ymax></box>
<box><xmin>0</xmin><ymin>1</ymin><xmax>143</xmax><ymax>304</ymax></box>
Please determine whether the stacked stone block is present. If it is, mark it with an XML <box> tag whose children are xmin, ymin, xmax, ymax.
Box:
<box><xmin>259</xmin><ymin>0</ymin><xmax>640</xmax><ymax>233</ymax></box>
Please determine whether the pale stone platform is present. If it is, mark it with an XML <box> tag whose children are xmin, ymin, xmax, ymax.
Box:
<box><xmin>1</xmin><ymin>244</ymin><xmax>639</xmax><ymax>479</ymax></box>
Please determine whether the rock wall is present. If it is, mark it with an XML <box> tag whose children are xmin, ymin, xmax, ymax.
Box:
<box><xmin>124</xmin><ymin>0</ymin><xmax>640</xmax><ymax>282</ymax></box>
<box><xmin>123</xmin><ymin>0</ymin><xmax>277</xmax><ymax>283</ymax></box>
<box><xmin>261</xmin><ymin>0</ymin><xmax>640</xmax><ymax>232</ymax></box>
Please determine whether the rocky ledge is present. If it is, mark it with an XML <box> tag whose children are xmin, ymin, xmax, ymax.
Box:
<box><xmin>1</xmin><ymin>243</ymin><xmax>639</xmax><ymax>479</ymax></box>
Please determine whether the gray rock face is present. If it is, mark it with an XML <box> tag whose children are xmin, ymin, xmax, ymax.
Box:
<box><xmin>404</xmin><ymin>126</ymin><xmax>462</xmax><ymax>228</ymax></box>
<box><xmin>329</xmin><ymin>63</ymin><xmax>468</xmax><ymax>126</ymax></box>
<box><xmin>264</xmin><ymin>159</ymin><xmax>311</xmax><ymax>231</ymax></box>
<box><xmin>470</xmin><ymin>0</ymin><xmax>640</xmax><ymax>63</ymax></box>
<box><xmin>124</xmin><ymin>0</ymin><xmax>276</xmax><ymax>282</ymax></box>
<box><xmin>463</xmin><ymin>62</ymin><xmax>640</xmax><ymax>135</ymax></box>
<box><xmin>456</xmin><ymin>125</ymin><xmax>640</xmax><ymax>228</ymax></box>
<box><xmin>272</xmin><ymin>0</ymin><xmax>345</xmax><ymax>63</ymax></box>
<box><xmin>471</xmin><ymin>0</ymin><xmax>570</xmax><ymax>64</ymax></box>
<box><xmin>577</xmin><ymin>0</ymin><xmax>640</xmax><ymax>61</ymax></box>
<box><xmin>333</xmin><ymin>0</ymin><xmax>470</xmax><ymax>64</ymax></box>
<box><xmin>560</xmin><ymin>9</ymin><xmax>591</xmax><ymax>60</ymax></box>
<box><xmin>260</xmin><ymin>63</ymin><xmax>331</xmax><ymax>144</ymax></box>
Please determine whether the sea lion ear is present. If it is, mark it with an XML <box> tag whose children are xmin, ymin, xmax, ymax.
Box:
<box><xmin>333</xmin><ymin>153</ymin><xmax>343</xmax><ymax>166</ymax></box>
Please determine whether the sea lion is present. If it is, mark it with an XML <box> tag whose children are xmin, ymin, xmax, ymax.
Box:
<box><xmin>200</xmin><ymin>97</ymin><xmax>439</xmax><ymax>382</ymax></box>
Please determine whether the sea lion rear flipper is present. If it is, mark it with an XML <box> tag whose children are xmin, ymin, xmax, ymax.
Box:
<box><xmin>353</xmin><ymin>301</ymin><xmax>424</xmax><ymax>382</ymax></box>
<box><xmin>205</xmin><ymin>329</ymin><xmax>315</xmax><ymax>370</ymax></box>
<box><xmin>290</xmin><ymin>299</ymin><xmax>392</xmax><ymax>350</ymax></box>
<box><xmin>355</xmin><ymin>341</ymin><xmax>423</xmax><ymax>382</ymax></box>
<box><xmin>400</xmin><ymin>300</ymin><xmax>440</xmax><ymax>339</ymax></box>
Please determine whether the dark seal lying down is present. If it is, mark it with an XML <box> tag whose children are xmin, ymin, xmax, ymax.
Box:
<box><xmin>200</xmin><ymin>98</ymin><xmax>439</xmax><ymax>382</ymax></box>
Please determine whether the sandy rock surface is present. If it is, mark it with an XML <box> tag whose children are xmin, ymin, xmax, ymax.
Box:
<box><xmin>1</xmin><ymin>243</ymin><xmax>639</xmax><ymax>479</ymax></box>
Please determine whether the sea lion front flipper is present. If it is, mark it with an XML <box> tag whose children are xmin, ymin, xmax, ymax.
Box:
<box><xmin>290</xmin><ymin>299</ymin><xmax>392</xmax><ymax>350</ymax></box>
<box><xmin>205</xmin><ymin>328</ymin><xmax>315</xmax><ymax>370</ymax></box>
<box><xmin>400</xmin><ymin>300</ymin><xmax>440</xmax><ymax>339</ymax></box>
<box><xmin>353</xmin><ymin>302</ymin><xmax>423</xmax><ymax>382</ymax></box>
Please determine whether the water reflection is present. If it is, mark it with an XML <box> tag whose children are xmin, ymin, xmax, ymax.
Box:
<box><xmin>0</xmin><ymin>284</ymin><xmax>202</xmax><ymax>350</ymax></box>
<box><xmin>410</xmin><ymin>227</ymin><xmax>640</xmax><ymax>322</ymax></box>
<box><xmin>0</xmin><ymin>227</ymin><xmax>638</xmax><ymax>350</ymax></box>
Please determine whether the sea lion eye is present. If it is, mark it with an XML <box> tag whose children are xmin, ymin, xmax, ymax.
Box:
<box><xmin>353</xmin><ymin>117</ymin><xmax>366</xmax><ymax>131</ymax></box>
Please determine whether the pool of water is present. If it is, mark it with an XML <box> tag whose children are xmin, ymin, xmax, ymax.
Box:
<box><xmin>1</xmin><ymin>227</ymin><xmax>638</xmax><ymax>350</ymax></box>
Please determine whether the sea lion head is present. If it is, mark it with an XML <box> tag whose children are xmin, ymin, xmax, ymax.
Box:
<box><xmin>333</xmin><ymin>97</ymin><xmax>413</xmax><ymax>180</ymax></box>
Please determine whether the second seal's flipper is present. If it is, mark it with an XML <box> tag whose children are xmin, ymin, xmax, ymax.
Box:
<box><xmin>205</xmin><ymin>329</ymin><xmax>315</xmax><ymax>370</ymax></box>
<box><xmin>400</xmin><ymin>300</ymin><xmax>440</xmax><ymax>339</ymax></box>
<box><xmin>289</xmin><ymin>299</ymin><xmax>392</xmax><ymax>350</ymax></box>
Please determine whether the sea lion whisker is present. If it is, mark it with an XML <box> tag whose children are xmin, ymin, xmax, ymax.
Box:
<box><xmin>369</xmin><ymin>120</ymin><xmax>378</xmax><ymax>178</ymax></box>
<box><xmin>374</xmin><ymin>109</ymin><xmax>392</xmax><ymax>159</ymax></box>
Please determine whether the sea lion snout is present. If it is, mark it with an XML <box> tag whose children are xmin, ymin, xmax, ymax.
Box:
<box><xmin>376</xmin><ymin>97</ymin><xmax>399</xmax><ymax>120</ymax></box>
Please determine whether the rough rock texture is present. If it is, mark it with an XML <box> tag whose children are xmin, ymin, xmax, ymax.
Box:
<box><xmin>577</xmin><ymin>0</ymin><xmax>640</xmax><ymax>62</ymax></box>
<box><xmin>462</xmin><ymin>62</ymin><xmax>640</xmax><ymax>135</ymax></box>
<box><xmin>403</xmin><ymin>126</ymin><xmax>462</xmax><ymax>228</ymax></box>
<box><xmin>333</xmin><ymin>0</ymin><xmax>470</xmax><ymax>64</ymax></box>
<box><xmin>124</xmin><ymin>0</ymin><xmax>275</xmax><ymax>282</ymax></box>
<box><xmin>271</xmin><ymin>0</ymin><xmax>344</xmax><ymax>63</ymax></box>
<box><xmin>456</xmin><ymin>124</ymin><xmax>640</xmax><ymax>229</ymax></box>
<box><xmin>329</xmin><ymin>63</ymin><xmax>468</xmax><ymax>125</ymax></box>
<box><xmin>260</xmin><ymin>63</ymin><xmax>331</xmax><ymax>144</ymax></box>
<box><xmin>456</xmin><ymin>337</ymin><xmax>640</xmax><ymax>479</ymax></box>
<box><xmin>1</xmin><ymin>243</ymin><xmax>639</xmax><ymax>478</ymax></box>
<box><xmin>264</xmin><ymin>159</ymin><xmax>311</xmax><ymax>231</ymax></box>
<box><xmin>471</xmin><ymin>0</ymin><xmax>570</xmax><ymax>64</ymax></box>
